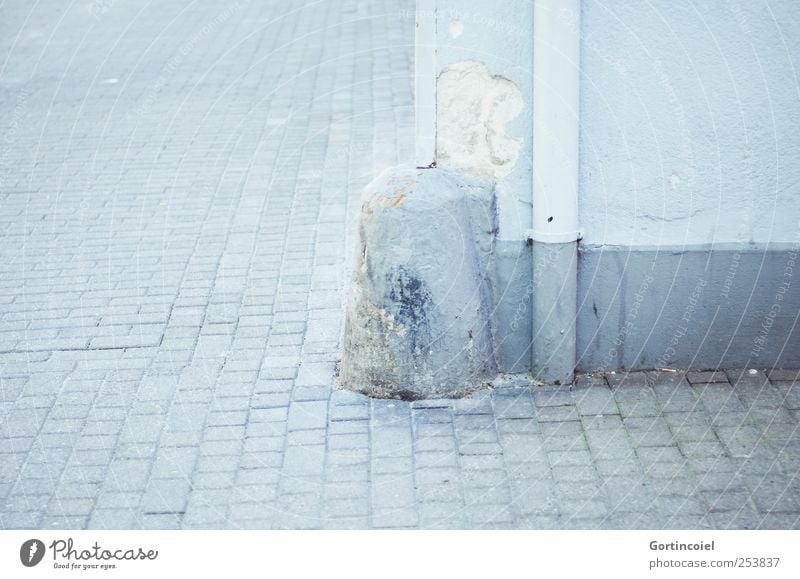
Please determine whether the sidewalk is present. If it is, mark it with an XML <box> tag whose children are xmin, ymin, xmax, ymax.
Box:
<box><xmin>1</xmin><ymin>0</ymin><xmax>798</xmax><ymax>530</ymax></box>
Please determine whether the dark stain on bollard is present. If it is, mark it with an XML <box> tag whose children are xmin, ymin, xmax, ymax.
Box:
<box><xmin>386</xmin><ymin>266</ymin><xmax>431</xmax><ymax>353</ymax></box>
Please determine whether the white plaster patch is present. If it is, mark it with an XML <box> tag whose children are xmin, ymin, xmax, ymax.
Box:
<box><xmin>436</xmin><ymin>60</ymin><xmax>523</xmax><ymax>181</ymax></box>
<box><xmin>448</xmin><ymin>20</ymin><xmax>464</xmax><ymax>39</ymax></box>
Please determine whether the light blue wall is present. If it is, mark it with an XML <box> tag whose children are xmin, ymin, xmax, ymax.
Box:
<box><xmin>579</xmin><ymin>0</ymin><xmax>800</xmax><ymax>246</ymax></box>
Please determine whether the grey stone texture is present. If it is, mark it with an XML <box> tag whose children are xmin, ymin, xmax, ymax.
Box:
<box><xmin>340</xmin><ymin>166</ymin><xmax>498</xmax><ymax>399</ymax></box>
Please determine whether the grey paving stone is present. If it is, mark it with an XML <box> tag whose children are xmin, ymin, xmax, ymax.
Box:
<box><xmin>139</xmin><ymin>513</ymin><xmax>182</xmax><ymax>530</ymax></box>
<box><xmin>454</xmin><ymin>467</ymin><xmax>504</xmax><ymax>494</ymax></box>
<box><xmin>103</xmin><ymin>460</ymin><xmax>151</xmax><ymax>492</ymax></box>
<box><xmin>413</xmin><ymin>408</ymin><xmax>454</xmax><ymax>424</ymax></box>
<box><xmin>702</xmin><ymin>510</ymin><xmax>766</xmax><ymax>530</ymax></box>
<box><xmin>552</xmin><ymin>465</ymin><xmax>598</xmax><ymax>481</ymax></box>
<box><xmin>251</xmin><ymin>392</ymin><xmax>291</xmax><ymax>409</ymax></box>
<box><xmin>287</xmin><ymin>430</ymin><xmax>327</xmax><ymax>446</ymax></box>
<box><xmin>141</xmin><ymin>479</ymin><xmax>191</xmax><ymax>514</ymax></box>
<box><xmin>291</xmin><ymin>386</ymin><xmax>331</xmax><ymax>402</ymax></box>
<box><xmin>371</xmin><ymin>474</ymin><xmax>415</xmax><ymax>508</ymax></box>
<box><xmin>240</xmin><ymin>452</ymin><xmax>283</xmax><ymax>469</ymax></box>
<box><xmin>767</xmin><ymin>369</ymin><xmax>800</xmax><ymax>382</ymax></box>
<box><xmin>755</xmin><ymin>513</ymin><xmax>800</xmax><ymax>529</ymax></box>
<box><xmin>411</xmin><ymin>450</ymin><xmax>456</xmax><ymax>471</ymax></box>
<box><xmin>539</xmin><ymin>420</ymin><xmax>583</xmax><ymax>437</ymax></box>
<box><xmin>548</xmin><ymin>450</ymin><xmax>593</xmax><ymax>467</ymax></box>
<box><xmin>150</xmin><ymin>447</ymin><xmax>198</xmax><ymax>478</ymax></box>
<box><xmin>237</xmin><ymin>469</ymin><xmax>281</xmax><ymax>486</ymax></box>
<box><xmin>415</xmin><ymin>436</ymin><xmax>457</xmax><ymax>453</ymax></box>
<box><xmin>687</xmin><ymin>371</ymin><xmax>730</xmax><ymax>384</ymax></box>
<box><xmin>669</xmin><ymin>423</ymin><xmax>718</xmax><ymax>443</ymax></box>
<box><xmin>748</xmin><ymin>478</ymin><xmax>800</xmax><ymax>514</ymax></box>
<box><xmin>500</xmin><ymin>437</ymin><xmax>548</xmax><ymax>463</ymax></box>
<box><xmin>454</xmin><ymin>414</ymin><xmax>495</xmax><ymax>431</ymax></box>
<box><xmin>192</xmin><ymin>471</ymin><xmax>236</xmax><ymax>489</ymax></box>
<box><xmin>452</xmin><ymin>395</ymin><xmax>494</xmax><ymax>415</ymax></box>
<box><xmin>535</xmin><ymin>405</ymin><xmax>580</xmax><ymax>422</ymax></box>
<box><xmin>458</xmin><ymin>442</ymin><xmax>503</xmax><ymax>456</ymax></box>
<box><xmin>626</xmin><ymin>427</ymin><xmax>675</xmax><ymax>448</ymax></box>
<box><xmin>281</xmin><ymin>445</ymin><xmax>325</xmax><ymax>477</ymax></box>
<box><xmin>532</xmin><ymin>388</ymin><xmax>573</xmax><ymax>407</ymax></box>
<box><xmin>645</xmin><ymin>460</ymin><xmax>694</xmax><ymax>479</ymax></box>
<box><xmin>558</xmin><ymin>499</ymin><xmax>608</xmax><ymax>519</ymax></box>
<box><xmin>464</xmin><ymin>485</ymin><xmax>512</xmax><ymax>506</ymax></box>
<box><xmin>637</xmin><ymin>445</ymin><xmax>685</xmax><ymax>465</ymax></box>
<box><xmin>595</xmin><ymin>458</ymin><xmax>642</xmax><ymax>477</ymax></box>
<box><xmin>715</xmin><ymin>425</ymin><xmax>772</xmax><ymax>458</ymax></box>
<box><xmin>542</xmin><ymin>435</ymin><xmax>588</xmax><ymax>452</ymax></box>
<box><xmin>371</xmin><ymin>427</ymin><xmax>413</xmax><ymax>458</ymax></box>
<box><xmin>329</xmin><ymin>404</ymin><xmax>369</xmax><ymax>422</ymax></box>
<box><xmin>371</xmin><ymin>508</ymin><xmax>419</xmax><ymax>528</ymax></box>
<box><xmin>614</xmin><ymin>387</ymin><xmax>661</xmax><ymax>417</ymax></box>
<box><xmin>655</xmin><ymin>495</ymin><xmax>709</xmax><ymax>516</ymax></box>
<box><xmin>372</xmin><ymin>457</ymin><xmax>413</xmax><ymax>474</ymax></box>
<box><xmin>693</xmin><ymin>383</ymin><xmax>748</xmax><ymax>414</ymax></box>
<box><xmin>652</xmin><ymin>384</ymin><xmax>700</xmax><ymax>413</ymax></box>
<box><xmin>773</xmin><ymin>382</ymin><xmax>800</xmax><ymax>410</ymax></box>
<box><xmin>572</xmin><ymin>386</ymin><xmax>619</xmax><ymax>416</ymax></box>
<box><xmin>88</xmin><ymin>508</ymin><xmax>140</xmax><ymax>530</ymax></box>
<box><xmin>323</xmin><ymin>498</ymin><xmax>369</xmax><ymax>518</ymax></box>
<box><xmin>702</xmin><ymin>490</ymin><xmax>755</xmax><ymax>513</ymax></box>
<box><xmin>493</xmin><ymin>390</ymin><xmax>536</xmax><ymax>419</ymax></box>
<box><xmin>602</xmin><ymin>477</ymin><xmax>655</xmax><ymax>512</ymax></box>
<box><xmin>678</xmin><ymin>441</ymin><xmax>727</xmax><ymax>458</ymax></box>
<box><xmin>582</xmin><ymin>414</ymin><xmax>624</xmax><ymax>430</ymax></box>
<box><xmin>605</xmin><ymin>371</ymin><xmax>648</xmax><ymax>388</ymax></box>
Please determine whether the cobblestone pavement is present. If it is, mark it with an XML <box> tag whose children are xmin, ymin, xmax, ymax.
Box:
<box><xmin>1</xmin><ymin>1</ymin><xmax>799</xmax><ymax>530</ymax></box>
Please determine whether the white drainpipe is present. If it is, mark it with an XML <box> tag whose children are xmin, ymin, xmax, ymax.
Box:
<box><xmin>529</xmin><ymin>0</ymin><xmax>581</xmax><ymax>384</ymax></box>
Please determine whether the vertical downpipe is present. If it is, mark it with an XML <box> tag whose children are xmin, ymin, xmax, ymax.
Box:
<box><xmin>530</xmin><ymin>0</ymin><xmax>581</xmax><ymax>384</ymax></box>
<box><xmin>415</xmin><ymin>0</ymin><xmax>437</xmax><ymax>168</ymax></box>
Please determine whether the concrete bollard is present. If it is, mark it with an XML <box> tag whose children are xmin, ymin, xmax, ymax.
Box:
<box><xmin>340</xmin><ymin>165</ymin><xmax>499</xmax><ymax>399</ymax></box>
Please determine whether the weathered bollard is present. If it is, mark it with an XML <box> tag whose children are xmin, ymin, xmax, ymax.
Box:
<box><xmin>339</xmin><ymin>165</ymin><xmax>499</xmax><ymax>399</ymax></box>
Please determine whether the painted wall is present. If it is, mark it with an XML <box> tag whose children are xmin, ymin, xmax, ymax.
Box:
<box><xmin>579</xmin><ymin>0</ymin><xmax>800</xmax><ymax>247</ymax></box>
<box><xmin>577</xmin><ymin>0</ymin><xmax>800</xmax><ymax>371</ymax></box>
<box><xmin>419</xmin><ymin>0</ymin><xmax>800</xmax><ymax>373</ymax></box>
